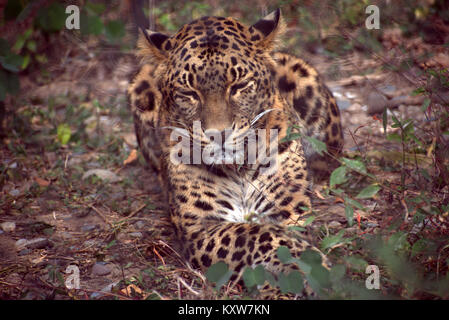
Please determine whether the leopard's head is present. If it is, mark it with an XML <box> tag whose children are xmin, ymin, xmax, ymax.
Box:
<box><xmin>137</xmin><ymin>9</ymin><xmax>285</xmax><ymax>165</ymax></box>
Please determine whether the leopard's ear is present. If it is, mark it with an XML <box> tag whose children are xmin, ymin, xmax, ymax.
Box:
<box><xmin>250</xmin><ymin>8</ymin><xmax>285</xmax><ymax>50</ymax></box>
<box><xmin>137</xmin><ymin>28</ymin><xmax>174</xmax><ymax>62</ymax></box>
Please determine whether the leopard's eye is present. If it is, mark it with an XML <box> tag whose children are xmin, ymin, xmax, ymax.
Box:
<box><xmin>174</xmin><ymin>90</ymin><xmax>200</xmax><ymax>105</ymax></box>
<box><xmin>230</xmin><ymin>80</ymin><xmax>255</xmax><ymax>96</ymax></box>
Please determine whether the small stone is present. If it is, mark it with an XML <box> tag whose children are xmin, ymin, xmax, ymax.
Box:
<box><xmin>346</xmin><ymin>103</ymin><xmax>362</xmax><ymax>113</ymax></box>
<box><xmin>328</xmin><ymin>221</ymin><xmax>341</xmax><ymax>228</ymax></box>
<box><xmin>15</xmin><ymin>239</ymin><xmax>27</xmax><ymax>249</ymax></box>
<box><xmin>16</xmin><ymin>238</ymin><xmax>50</xmax><ymax>251</ymax></box>
<box><xmin>135</xmin><ymin>221</ymin><xmax>145</xmax><ymax>229</ymax></box>
<box><xmin>110</xmin><ymin>191</ymin><xmax>126</xmax><ymax>201</ymax></box>
<box><xmin>90</xmin><ymin>292</ymin><xmax>102</xmax><ymax>299</ymax></box>
<box><xmin>18</xmin><ymin>249</ymin><xmax>31</xmax><ymax>256</ymax></box>
<box><xmin>9</xmin><ymin>189</ymin><xmax>20</xmax><ymax>197</ymax></box>
<box><xmin>366</xmin><ymin>91</ymin><xmax>388</xmax><ymax>114</ymax></box>
<box><xmin>25</xmin><ymin>237</ymin><xmax>50</xmax><ymax>249</ymax></box>
<box><xmin>365</xmin><ymin>222</ymin><xmax>379</xmax><ymax>228</ymax></box>
<box><xmin>336</xmin><ymin>99</ymin><xmax>351</xmax><ymax>111</ymax></box>
<box><xmin>129</xmin><ymin>232</ymin><xmax>143</xmax><ymax>238</ymax></box>
<box><xmin>1</xmin><ymin>222</ymin><xmax>16</xmax><ymax>232</ymax></box>
<box><xmin>81</xmin><ymin>224</ymin><xmax>98</xmax><ymax>232</ymax></box>
<box><xmin>60</xmin><ymin>232</ymin><xmax>74</xmax><ymax>240</ymax></box>
<box><xmin>90</xmin><ymin>281</ymin><xmax>118</xmax><ymax>299</ymax></box>
<box><xmin>91</xmin><ymin>263</ymin><xmax>112</xmax><ymax>276</ymax></box>
<box><xmin>379</xmin><ymin>85</ymin><xmax>396</xmax><ymax>94</ymax></box>
<box><xmin>82</xmin><ymin>169</ymin><xmax>122</xmax><ymax>183</ymax></box>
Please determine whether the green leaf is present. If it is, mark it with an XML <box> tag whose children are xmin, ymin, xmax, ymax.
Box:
<box><xmin>57</xmin><ymin>124</ymin><xmax>72</xmax><ymax>145</ymax></box>
<box><xmin>341</xmin><ymin>157</ymin><xmax>367</xmax><ymax>174</ymax></box>
<box><xmin>85</xmin><ymin>2</ymin><xmax>106</xmax><ymax>15</ymax></box>
<box><xmin>343</xmin><ymin>255</ymin><xmax>368</xmax><ymax>272</ymax></box>
<box><xmin>105</xmin><ymin>20</ymin><xmax>125</xmax><ymax>43</ymax></box>
<box><xmin>421</xmin><ymin>98</ymin><xmax>431</xmax><ymax>112</ymax></box>
<box><xmin>21</xmin><ymin>54</ymin><xmax>30</xmax><ymax>70</ymax></box>
<box><xmin>303</xmin><ymin>215</ymin><xmax>316</xmax><ymax>227</ymax></box>
<box><xmin>345</xmin><ymin>204</ymin><xmax>354</xmax><ymax>226</ymax></box>
<box><xmin>309</xmin><ymin>264</ymin><xmax>331</xmax><ymax>290</ymax></box>
<box><xmin>242</xmin><ymin>267</ymin><xmax>256</xmax><ymax>288</ymax></box>
<box><xmin>0</xmin><ymin>54</ymin><xmax>24</xmax><ymax>72</ymax></box>
<box><xmin>16</xmin><ymin>3</ymin><xmax>35</xmax><ymax>22</ymax></box>
<box><xmin>299</xmin><ymin>249</ymin><xmax>323</xmax><ymax>266</ymax></box>
<box><xmin>387</xmin><ymin>231</ymin><xmax>409</xmax><ymax>251</ymax></box>
<box><xmin>277</xmin><ymin>246</ymin><xmax>293</xmax><ymax>264</ymax></box>
<box><xmin>344</xmin><ymin>197</ymin><xmax>365</xmax><ymax>210</ymax></box>
<box><xmin>411</xmin><ymin>239</ymin><xmax>427</xmax><ymax>258</ymax></box>
<box><xmin>0</xmin><ymin>69</ymin><xmax>20</xmax><ymax>100</ymax></box>
<box><xmin>105</xmin><ymin>239</ymin><xmax>116</xmax><ymax>249</ymax></box>
<box><xmin>12</xmin><ymin>36</ymin><xmax>26</xmax><ymax>53</ymax></box>
<box><xmin>36</xmin><ymin>3</ymin><xmax>66</xmax><ymax>32</ymax></box>
<box><xmin>12</xmin><ymin>28</ymin><xmax>33</xmax><ymax>52</ymax></box>
<box><xmin>330</xmin><ymin>265</ymin><xmax>346</xmax><ymax>283</ymax></box>
<box><xmin>356</xmin><ymin>184</ymin><xmax>380</xmax><ymax>199</ymax></box>
<box><xmin>403</xmin><ymin>119</ymin><xmax>415</xmax><ymax>137</ymax></box>
<box><xmin>7</xmin><ymin>72</ymin><xmax>20</xmax><ymax>95</ymax></box>
<box><xmin>286</xmin><ymin>270</ymin><xmax>304</xmax><ymax>294</ymax></box>
<box><xmin>4</xmin><ymin>0</ymin><xmax>24</xmax><ymax>20</ymax></box>
<box><xmin>391</xmin><ymin>113</ymin><xmax>401</xmax><ymax>128</ymax></box>
<box><xmin>0</xmin><ymin>70</ymin><xmax>6</xmax><ymax>101</ymax></box>
<box><xmin>0</xmin><ymin>38</ymin><xmax>10</xmax><ymax>56</ymax></box>
<box><xmin>411</xmin><ymin>87</ymin><xmax>426</xmax><ymax>96</ymax></box>
<box><xmin>280</xmin><ymin>131</ymin><xmax>301</xmax><ymax>143</ymax></box>
<box><xmin>321</xmin><ymin>230</ymin><xmax>345</xmax><ymax>251</ymax></box>
<box><xmin>386</xmin><ymin>133</ymin><xmax>402</xmax><ymax>142</ymax></box>
<box><xmin>304</xmin><ymin>135</ymin><xmax>327</xmax><ymax>156</ymax></box>
<box><xmin>253</xmin><ymin>265</ymin><xmax>266</xmax><ymax>285</ymax></box>
<box><xmin>205</xmin><ymin>262</ymin><xmax>232</xmax><ymax>290</ymax></box>
<box><xmin>80</xmin><ymin>13</ymin><xmax>104</xmax><ymax>36</ymax></box>
<box><xmin>330</xmin><ymin>166</ymin><xmax>347</xmax><ymax>187</ymax></box>
<box><xmin>242</xmin><ymin>265</ymin><xmax>266</xmax><ymax>289</ymax></box>
<box><xmin>277</xmin><ymin>272</ymin><xmax>290</xmax><ymax>293</ymax></box>
<box><xmin>26</xmin><ymin>40</ymin><xmax>37</xmax><ymax>53</ymax></box>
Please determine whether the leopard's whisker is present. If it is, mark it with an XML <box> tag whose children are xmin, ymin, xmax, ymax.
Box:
<box><xmin>250</xmin><ymin>108</ymin><xmax>276</xmax><ymax>126</ymax></box>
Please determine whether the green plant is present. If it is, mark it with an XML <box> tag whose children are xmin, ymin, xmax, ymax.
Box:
<box><xmin>0</xmin><ymin>38</ymin><xmax>22</xmax><ymax>101</ymax></box>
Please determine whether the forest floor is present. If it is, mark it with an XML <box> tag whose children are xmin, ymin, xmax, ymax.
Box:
<box><xmin>0</xmin><ymin>25</ymin><xmax>448</xmax><ymax>299</ymax></box>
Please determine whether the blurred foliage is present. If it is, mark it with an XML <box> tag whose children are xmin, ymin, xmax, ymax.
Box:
<box><xmin>0</xmin><ymin>0</ymin><xmax>127</xmax><ymax>101</ymax></box>
<box><xmin>2</xmin><ymin>0</ymin><xmax>449</xmax><ymax>101</ymax></box>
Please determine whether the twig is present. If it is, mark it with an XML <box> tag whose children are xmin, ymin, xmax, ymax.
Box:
<box><xmin>177</xmin><ymin>276</ymin><xmax>200</xmax><ymax>296</ymax></box>
<box><xmin>400</xmin><ymin>192</ymin><xmax>410</xmax><ymax>222</ymax></box>
<box><xmin>88</xmin><ymin>204</ymin><xmax>113</xmax><ymax>227</ymax></box>
<box><xmin>437</xmin><ymin>244</ymin><xmax>449</xmax><ymax>280</ymax></box>
<box><xmin>117</xmin><ymin>203</ymin><xmax>147</xmax><ymax>224</ymax></box>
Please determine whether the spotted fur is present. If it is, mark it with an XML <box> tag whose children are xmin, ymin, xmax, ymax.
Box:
<box><xmin>128</xmin><ymin>9</ymin><xmax>343</xmax><ymax>296</ymax></box>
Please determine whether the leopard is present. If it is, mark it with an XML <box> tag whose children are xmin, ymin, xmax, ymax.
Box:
<box><xmin>128</xmin><ymin>9</ymin><xmax>343</xmax><ymax>297</ymax></box>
